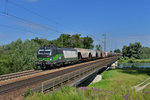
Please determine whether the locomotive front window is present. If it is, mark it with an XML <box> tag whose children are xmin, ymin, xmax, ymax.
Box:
<box><xmin>45</xmin><ymin>51</ymin><xmax>50</xmax><ymax>53</ymax></box>
<box><xmin>39</xmin><ymin>51</ymin><xmax>45</xmax><ymax>53</ymax></box>
<box><xmin>38</xmin><ymin>50</ymin><xmax>51</xmax><ymax>55</ymax></box>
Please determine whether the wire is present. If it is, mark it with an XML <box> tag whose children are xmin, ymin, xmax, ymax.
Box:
<box><xmin>0</xmin><ymin>11</ymin><xmax>62</xmax><ymax>33</ymax></box>
<box><xmin>0</xmin><ymin>11</ymin><xmax>104</xmax><ymax>47</ymax></box>
<box><xmin>9</xmin><ymin>0</ymin><xmax>63</xmax><ymax>26</ymax></box>
<box><xmin>1</xmin><ymin>1</ymin><xmax>105</xmax><ymax>45</ymax></box>
<box><xmin>6</xmin><ymin>0</ymin><xmax>103</xmax><ymax>42</ymax></box>
<box><xmin>0</xmin><ymin>24</ymin><xmax>50</xmax><ymax>36</ymax></box>
<box><xmin>7</xmin><ymin>0</ymin><xmax>89</xmax><ymax>35</ymax></box>
<box><xmin>5</xmin><ymin>0</ymin><xmax>8</xmax><ymax>14</ymax></box>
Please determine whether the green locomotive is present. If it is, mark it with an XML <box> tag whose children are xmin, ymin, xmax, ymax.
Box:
<box><xmin>36</xmin><ymin>46</ymin><xmax>78</xmax><ymax>69</ymax></box>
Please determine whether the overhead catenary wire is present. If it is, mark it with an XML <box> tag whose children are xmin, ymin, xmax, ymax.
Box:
<box><xmin>0</xmin><ymin>11</ymin><xmax>62</xmax><ymax>34</ymax></box>
<box><xmin>8</xmin><ymin>0</ymin><xmax>62</xmax><ymax>26</ymax></box>
<box><xmin>6</xmin><ymin>0</ymin><xmax>101</xmax><ymax>39</ymax></box>
<box><xmin>5</xmin><ymin>0</ymin><xmax>8</xmax><ymax>14</ymax></box>
<box><xmin>0</xmin><ymin>10</ymin><xmax>104</xmax><ymax>48</ymax></box>
<box><xmin>0</xmin><ymin>24</ymin><xmax>49</xmax><ymax>36</ymax></box>
<box><xmin>8</xmin><ymin>0</ymin><xmax>85</xmax><ymax>36</ymax></box>
<box><xmin>1</xmin><ymin>1</ymin><xmax>105</xmax><ymax>46</ymax></box>
<box><xmin>4</xmin><ymin>1</ymin><xmax>100</xmax><ymax>36</ymax></box>
<box><xmin>0</xmin><ymin>11</ymin><xmax>102</xmax><ymax>43</ymax></box>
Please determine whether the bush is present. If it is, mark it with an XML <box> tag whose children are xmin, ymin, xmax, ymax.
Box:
<box><xmin>124</xmin><ymin>57</ymin><xmax>129</xmax><ymax>60</ymax></box>
<box><xmin>24</xmin><ymin>88</ymin><xmax>33</xmax><ymax>97</ymax></box>
<box><xmin>0</xmin><ymin>39</ymin><xmax>40</xmax><ymax>74</ymax></box>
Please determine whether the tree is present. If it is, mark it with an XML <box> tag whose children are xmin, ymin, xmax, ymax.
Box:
<box><xmin>114</xmin><ymin>49</ymin><xmax>121</xmax><ymax>53</ymax></box>
<box><xmin>53</xmin><ymin>34</ymin><xmax>94</xmax><ymax>49</ymax></box>
<box><xmin>139</xmin><ymin>47</ymin><xmax>150</xmax><ymax>59</ymax></box>
<box><xmin>82</xmin><ymin>36</ymin><xmax>94</xmax><ymax>49</ymax></box>
<box><xmin>0</xmin><ymin>34</ymin><xmax>95</xmax><ymax>74</ymax></box>
<box><xmin>122</xmin><ymin>45</ymin><xmax>128</xmax><ymax>57</ymax></box>
<box><xmin>31</xmin><ymin>37</ymin><xmax>49</xmax><ymax>46</ymax></box>
<box><xmin>56</xmin><ymin>34</ymin><xmax>71</xmax><ymax>48</ymax></box>
<box><xmin>96</xmin><ymin>44</ymin><xmax>102</xmax><ymax>51</ymax></box>
<box><xmin>122</xmin><ymin>42</ymin><xmax>142</xmax><ymax>59</ymax></box>
<box><xmin>71</xmin><ymin>34</ymin><xmax>84</xmax><ymax>48</ymax></box>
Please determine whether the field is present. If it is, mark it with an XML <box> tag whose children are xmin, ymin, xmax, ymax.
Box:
<box><xmin>118</xmin><ymin>58</ymin><xmax>150</xmax><ymax>63</ymax></box>
<box><xmin>25</xmin><ymin>68</ymin><xmax>150</xmax><ymax>100</ymax></box>
<box><xmin>133</xmin><ymin>59</ymin><xmax>150</xmax><ymax>63</ymax></box>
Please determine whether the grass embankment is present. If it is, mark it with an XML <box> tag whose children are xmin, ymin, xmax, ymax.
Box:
<box><xmin>143</xmin><ymin>85</ymin><xmax>150</xmax><ymax>93</ymax></box>
<box><xmin>89</xmin><ymin>68</ymin><xmax>150</xmax><ymax>100</ymax></box>
<box><xmin>25</xmin><ymin>68</ymin><xmax>150</xmax><ymax>100</ymax></box>
<box><xmin>118</xmin><ymin>57</ymin><xmax>150</xmax><ymax>63</ymax></box>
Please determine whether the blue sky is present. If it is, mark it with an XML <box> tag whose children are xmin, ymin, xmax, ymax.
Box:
<box><xmin>0</xmin><ymin>0</ymin><xmax>150</xmax><ymax>51</ymax></box>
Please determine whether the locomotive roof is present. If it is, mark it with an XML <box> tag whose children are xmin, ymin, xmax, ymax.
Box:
<box><xmin>39</xmin><ymin>46</ymin><xmax>76</xmax><ymax>51</ymax></box>
<box><xmin>39</xmin><ymin>47</ymin><xmax>52</xmax><ymax>49</ymax></box>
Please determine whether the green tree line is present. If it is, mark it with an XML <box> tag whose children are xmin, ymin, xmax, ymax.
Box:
<box><xmin>122</xmin><ymin>42</ymin><xmax>150</xmax><ymax>59</ymax></box>
<box><xmin>0</xmin><ymin>34</ymin><xmax>94</xmax><ymax>75</ymax></box>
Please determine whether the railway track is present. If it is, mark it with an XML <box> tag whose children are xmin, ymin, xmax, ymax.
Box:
<box><xmin>0</xmin><ymin>56</ymin><xmax>121</xmax><ymax>100</ymax></box>
<box><xmin>0</xmin><ymin>57</ymin><xmax>112</xmax><ymax>81</ymax></box>
<box><xmin>0</xmin><ymin>70</ymin><xmax>43</xmax><ymax>81</ymax></box>
<box><xmin>0</xmin><ymin>58</ymin><xmax>104</xmax><ymax>82</ymax></box>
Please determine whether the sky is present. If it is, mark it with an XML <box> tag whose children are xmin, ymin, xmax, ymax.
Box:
<box><xmin>0</xmin><ymin>0</ymin><xmax>150</xmax><ymax>51</ymax></box>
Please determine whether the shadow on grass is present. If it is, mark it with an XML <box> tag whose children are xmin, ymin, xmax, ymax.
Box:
<box><xmin>118</xmin><ymin>67</ymin><xmax>150</xmax><ymax>76</ymax></box>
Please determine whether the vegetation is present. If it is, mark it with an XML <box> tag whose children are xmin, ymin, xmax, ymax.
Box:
<box><xmin>89</xmin><ymin>68</ymin><xmax>150</xmax><ymax>100</ymax></box>
<box><xmin>96</xmin><ymin>44</ymin><xmax>102</xmax><ymax>51</ymax></box>
<box><xmin>33</xmin><ymin>34</ymin><xmax>94</xmax><ymax>49</ymax></box>
<box><xmin>143</xmin><ymin>84</ymin><xmax>150</xmax><ymax>93</ymax></box>
<box><xmin>24</xmin><ymin>88</ymin><xmax>33</xmax><ymax>98</ymax></box>
<box><xmin>25</xmin><ymin>68</ymin><xmax>150</xmax><ymax>100</ymax></box>
<box><xmin>114</xmin><ymin>49</ymin><xmax>121</xmax><ymax>53</ymax></box>
<box><xmin>0</xmin><ymin>34</ymin><xmax>94</xmax><ymax>75</ymax></box>
<box><xmin>26</xmin><ymin>86</ymin><xmax>85</xmax><ymax>100</ymax></box>
<box><xmin>118</xmin><ymin>57</ymin><xmax>150</xmax><ymax>63</ymax></box>
<box><xmin>0</xmin><ymin>39</ymin><xmax>40</xmax><ymax>74</ymax></box>
<box><xmin>122</xmin><ymin>42</ymin><xmax>150</xmax><ymax>59</ymax></box>
<box><xmin>133</xmin><ymin>59</ymin><xmax>150</xmax><ymax>63</ymax></box>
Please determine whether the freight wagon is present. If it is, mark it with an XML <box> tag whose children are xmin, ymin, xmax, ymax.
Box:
<box><xmin>36</xmin><ymin>46</ymin><xmax>118</xmax><ymax>70</ymax></box>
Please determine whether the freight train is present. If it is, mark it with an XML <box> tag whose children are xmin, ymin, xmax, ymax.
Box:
<box><xmin>36</xmin><ymin>46</ymin><xmax>119</xmax><ymax>70</ymax></box>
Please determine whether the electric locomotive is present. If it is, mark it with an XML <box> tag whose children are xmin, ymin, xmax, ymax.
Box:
<box><xmin>36</xmin><ymin>46</ymin><xmax>78</xmax><ymax>70</ymax></box>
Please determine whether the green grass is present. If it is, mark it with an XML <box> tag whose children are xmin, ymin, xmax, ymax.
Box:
<box><xmin>142</xmin><ymin>84</ymin><xmax>150</xmax><ymax>93</ymax></box>
<box><xmin>118</xmin><ymin>57</ymin><xmax>150</xmax><ymax>63</ymax></box>
<box><xmin>89</xmin><ymin>69</ymin><xmax>150</xmax><ymax>100</ymax></box>
<box><xmin>25</xmin><ymin>68</ymin><xmax>150</xmax><ymax>100</ymax></box>
<box><xmin>139</xmin><ymin>78</ymin><xmax>150</xmax><ymax>87</ymax></box>
<box><xmin>89</xmin><ymin>69</ymin><xmax>149</xmax><ymax>89</ymax></box>
<box><xmin>133</xmin><ymin>59</ymin><xmax>150</xmax><ymax>63</ymax></box>
<box><xmin>26</xmin><ymin>86</ymin><xmax>85</xmax><ymax>100</ymax></box>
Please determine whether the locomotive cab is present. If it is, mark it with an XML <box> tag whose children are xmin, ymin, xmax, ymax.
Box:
<box><xmin>36</xmin><ymin>47</ymin><xmax>53</xmax><ymax>69</ymax></box>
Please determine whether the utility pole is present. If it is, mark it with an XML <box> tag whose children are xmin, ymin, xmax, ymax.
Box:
<box><xmin>103</xmin><ymin>33</ymin><xmax>106</xmax><ymax>52</ymax></box>
<box><xmin>61</xmin><ymin>34</ymin><xmax>63</xmax><ymax>48</ymax></box>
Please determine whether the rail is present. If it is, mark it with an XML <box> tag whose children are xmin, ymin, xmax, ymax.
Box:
<box><xmin>41</xmin><ymin>56</ymin><xmax>119</xmax><ymax>93</ymax></box>
<box><xmin>0</xmin><ymin>70</ymin><xmax>43</xmax><ymax>81</ymax></box>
